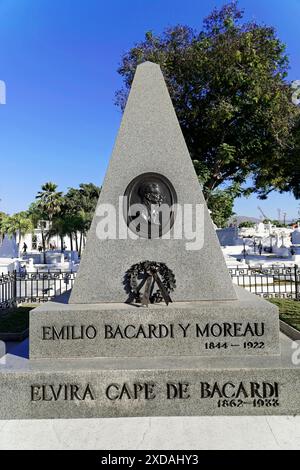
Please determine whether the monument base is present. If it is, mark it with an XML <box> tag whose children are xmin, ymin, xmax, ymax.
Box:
<box><xmin>0</xmin><ymin>333</ymin><xmax>299</xmax><ymax>419</ymax></box>
<box><xmin>29</xmin><ymin>286</ymin><xmax>279</xmax><ymax>359</ymax></box>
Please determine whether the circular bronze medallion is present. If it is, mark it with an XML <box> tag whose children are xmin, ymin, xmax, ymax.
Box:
<box><xmin>124</xmin><ymin>172</ymin><xmax>177</xmax><ymax>238</ymax></box>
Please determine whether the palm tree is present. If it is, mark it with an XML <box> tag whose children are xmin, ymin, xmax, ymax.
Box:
<box><xmin>0</xmin><ymin>211</ymin><xmax>34</xmax><ymax>253</ymax></box>
<box><xmin>35</xmin><ymin>182</ymin><xmax>63</xmax><ymax>263</ymax></box>
<box><xmin>0</xmin><ymin>212</ymin><xmax>8</xmax><ymax>241</ymax></box>
<box><xmin>63</xmin><ymin>213</ymin><xmax>85</xmax><ymax>252</ymax></box>
<box><xmin>46</xmin><ymin>217</ymin><xmax>68</xmax><ymax>252</ymax></box>
<box><xmin>36</xmin><ymin>182</ymin><xmax>63</xmax><ymax>221</ymax></box>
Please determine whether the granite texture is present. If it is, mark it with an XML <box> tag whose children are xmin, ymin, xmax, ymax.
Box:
<box><xmin>70</xmin><ymin>62</ymin><xmax>236</xmax><ymax>304</ymax></box>
<box><xmin>30</xmin><ymin>286</ymin><xmax>280</xmax><ymax>359</ymax></box>
<box><xmin>0</xmin><ymin>334</ymin><xmax>299</xmax><ymax>419</ymax></box>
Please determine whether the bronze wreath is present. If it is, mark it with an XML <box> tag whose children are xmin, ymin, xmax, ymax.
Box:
<box><xmin>124</xmin><ymin>260</ymin><xmax>176</xmax><ymax>306</ymax></box>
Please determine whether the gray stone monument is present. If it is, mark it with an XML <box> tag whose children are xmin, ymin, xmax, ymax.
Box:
<box><xmin>0</xmin><ymin>62</ymin><xmax>300</xmax><ymax>419</ymax></box>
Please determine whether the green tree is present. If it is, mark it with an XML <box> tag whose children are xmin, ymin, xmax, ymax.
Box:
<box><xmin>116</xmin><ymin>1</ymin><xmax>300</xmax><ymax>200</ymax></box>
<box><xmin>0</xmin><ymin>212</ymin><xmax>8</xmax><ymax>240</ymax></box>
<box><xmin>46</xmin><ymin>217</ymin><xmax>70</xmax><ymax>253</ymax></box>
<box><xmin>36</xmin><ymin>182</ymin><xmax>63</xmax><ymax>222</ymax></box>
<box><xmin>0</xmin><ymin>211</ymin><xmax>34</xmax><ymax>251</ymax></box>
<box><xmin>64</xmin><ymin>183</ymin><xmax>100</xmax><ymax>255</ymax></box>
<box><xmin>207</xmin><ymin>189</ymin><xmax>235</xmax><ymax>227</ymax></box>
<box><xmin>273</xmin><ymin>115</ymin><xmax>300</xmax><ymax>199</ymax></box>
<box><xmin>238</xmin><ymin>221</ymin><xmax>255</xmax><ymax>228</ymax></box>
<box><xmin>270</xmin><ymin>219</ymin><xmax>287</xmax><ymax>228</ymax></box>
<box><xmin>34</xmin><ymin>183</ymin><xmax>63</xmax><ymax>262</ymax></box>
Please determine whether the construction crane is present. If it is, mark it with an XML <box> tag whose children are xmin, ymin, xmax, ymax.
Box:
<box><xmin>257</xmin><ymin>206</ymin><xmax>269</xmax><ymax>220</ymax></box>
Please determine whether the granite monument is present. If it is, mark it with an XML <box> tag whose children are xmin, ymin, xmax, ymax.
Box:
<box><xmin>0</xmin><ymin>62</ymin><xmax>299</xmax><ymax>419</ymax></box>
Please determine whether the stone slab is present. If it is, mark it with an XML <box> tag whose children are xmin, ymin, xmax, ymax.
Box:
<box><xmin>0</xmin><ymin>334</ymin><xmax>299</xmax><ymax>419</ymax></box>
<box><xmin>30</xmin><ymin>286</ymin><xmax>280</xmax><ymax>359</ymax></box>
<box><xmin>70</xmin><ymin>62</ymin><xmax>236</xmax><ymax>304</ymax></box>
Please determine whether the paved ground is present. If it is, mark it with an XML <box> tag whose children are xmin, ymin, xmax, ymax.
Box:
<box><xmin>0</xmin><ymin>415</ymin><xmax>300</xmax><ymax>449</ymax></box>
<box><xmin>1</xmin><ymin>336</ymin><xmax>300</xmax><ymax>449</ymax></box>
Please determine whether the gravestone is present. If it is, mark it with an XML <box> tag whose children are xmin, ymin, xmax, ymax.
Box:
<box><xmin>0</xmin><ymin>62</ymin><xmax>300</xmax><ymax>419</ymax></box>
<box><xmin>292</xmin><ymin>226</ymin><xmax>300</xmax><ymax>245</ymax></box>
<box><xmin>216</xmin><ymin>227</ymin><xmax>243</xmax><ymax>247</ymax></box>
<box><xmin>0</xmin><ymin>234</ymin><xmax>18</xmax><ymax>258</ymax></box>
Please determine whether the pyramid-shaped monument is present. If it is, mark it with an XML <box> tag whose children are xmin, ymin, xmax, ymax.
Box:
<box><xmin>28</xmin><ymin>62</ymin><xmax>279</xmax><ymax>363</ymax></box>
<box><xmin>3</xmin><ymin>62</ymin><xmax>299</xmax><ymax>421</ymax></box>
<box><xmin>70</xmin><ymin>62</ymin><xmax>236</xmax><ymax>304</ymax></box>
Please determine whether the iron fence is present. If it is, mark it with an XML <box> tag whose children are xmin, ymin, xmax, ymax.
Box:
<box><xmin>0</xmin><ymin>270</ymin><xmax>77</xmax><ymax>310</ymax></box>
<box><xmin>228</xmin><ymin>264</ymin><xmax>300</xmax><ymax>300</ymax></box>
<box><xmin>0</xmin><ymin>265</ymin><xmax>299</xmax><ymax>310</ymax></box>
<box><xmin>0</xmin><ymin>273</ymin><xmax>16</xmax><ymax>310</ymax></box>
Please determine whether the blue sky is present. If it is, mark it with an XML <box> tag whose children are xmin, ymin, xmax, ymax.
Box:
<box><xmin>0</xmin><ymin>0</ymin><xmax>299</xmax><ymax>220</ymax></box>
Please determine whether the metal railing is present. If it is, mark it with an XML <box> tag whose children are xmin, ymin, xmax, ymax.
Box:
<box><xmin>228</xmin><ymin>264</ymin><xmax>300</xmax><ymax>300</ymax></box>
<box><xmin>0</xmin><ymin>270</ymin><xmax>77</xmax><ymax>309</ymax></box>
<box><xmin>0</xmin><ymin>265</ymin><xmax>299</xmax><ymax>310</ymax></box>
<box><xmin>0</xmin><ymin>273</ymin><xmax>17</xmax><ymax>310</ymax></box>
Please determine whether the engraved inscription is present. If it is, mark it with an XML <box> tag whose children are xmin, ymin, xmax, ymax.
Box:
<box><xmin>40</xmin><ymin>322</ymin><xmax>266</xmax><ymax>341</ymax></box>
<box><xmin>105</xmin><ymin>382</ymin><xmax>157</xmax><ymax>400</ymax></box>
<box><xmin>29</xmin><ymin>380</ymin><xmax>280</xmax><ymax>409</ymax></box>
<box><xmin>104</xmin><ymin>323</ymin><xmax>175</xmax><ymax>339</ymax></box>
<box><xmin>167</xmin><ymin>382</ymin><xmax>190</xmax><ymax>399</ymax></box>
<box><xmin>42</xmin><ymin>325</ymin><xmax>97</xmax><ymax>340</ymax></box>
<box><xmin>196</xmin><ymin>322</ymin><xmax>265</xmax><ymax>337</ymax></box>
<box><xmin>200</xmin><ymin>381</ymin><xmax>279</xmax><ymax>399</ymax></box>
<box><xmin>31</xmin><ymin>383</ymin><xmax>95</xmax><ymax>401</ymax></box>
<box><xmin>38</xmin><ymin>321</ymin><xmax>270</xmax><ymax>357</ymax></box>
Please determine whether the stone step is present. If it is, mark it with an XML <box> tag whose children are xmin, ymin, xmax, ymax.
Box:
<box><xmin>0</xmin><ymin>334</ymin><xmax>298</xmax><ymax>419</ymax></box>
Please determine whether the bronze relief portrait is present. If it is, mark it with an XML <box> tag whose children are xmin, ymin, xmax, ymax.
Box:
<box><xmin>124</xmin><ymin>172</ymin><xmax>177</xmax><ymax>238</ymax></box>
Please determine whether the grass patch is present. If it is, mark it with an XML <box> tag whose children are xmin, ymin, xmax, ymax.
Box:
<box><xmin>268</xmin><ymin>298</ymin><xmax>300</xmax><ymax>332</ymax></box>
<box><xmin>0</xmin><ymin>304</ymin><xmax>35</xmax><ymax>333</ymax></box>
